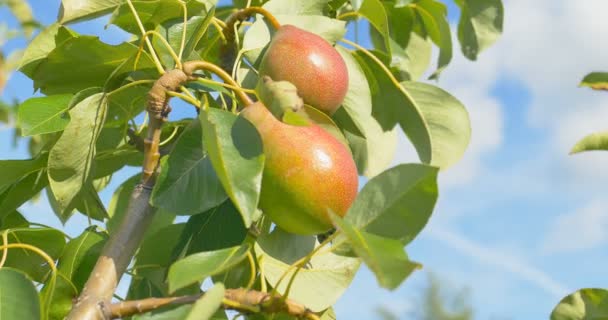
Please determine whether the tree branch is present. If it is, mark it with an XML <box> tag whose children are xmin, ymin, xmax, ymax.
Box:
<box><xmin>106</xmin><ymin>288</ymin><xmax>320</xmax><ymax>320</ymax></box>
<box><xmin>67</xmin><ymin>68</ymin><xmax>189</xmax><ymax>320</ymax></box>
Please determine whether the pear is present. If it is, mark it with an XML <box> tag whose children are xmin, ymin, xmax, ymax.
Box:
<box><xmin>241</xmin><ymin>102</ymin><xmax>358</xmax><ymax>235</ymax></box>
<box><xmin>259</xmin><ymin>25</ymin><xmax>349</xmax><ymax>115</ymax></box>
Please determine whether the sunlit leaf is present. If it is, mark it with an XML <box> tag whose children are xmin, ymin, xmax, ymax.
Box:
<box><xmin>335</xmin><ymin>47</ymin><xmax>396</xmax><ymax>177</ymax></box>
<box><xmin>415</xmin><ymin>0</ymin><xmax>452</xmax><ymax>79</ymax></box>
<box><xmin>331</xmin><ymin>215</ymin><xmax>420</xmax><ymax>290</ymax></box>
<box><xmin>455</xmin><ymin>0</ymin><xmax>504</xmax><ymax>60</ymax></box>
<box><xmin>551</xmin><ymin>288</ymin><xmax>608</xmax><ymax>320</ymax></box>
<box><xmin>255</xmin><ymin>228</ymin><xmax>360</xmax><ymax>312</ymax></box>
<box><xmin>185</xmin><ymin>283</ymin><xmax>225</xmax><ymax>320</ymax></box>
<box><xmin>580</xmin><ymin>72</ymin><xmax>608</xmax><ymax>91</ymax></box>
<box><xmin>346</xmin><ymin>164</ymin><xmax>438</xmax><ymax>244</ymax></box>
<box><xmin>353</xmin><ymin>0</ymin><xmax>390</xmax><ymax>54</ymax></box>
<box><xmin>570</xmin><ymin>131</ymin><xmax>608</xmax><ymax>154</ymax></box>
<box><xmin>33</xmin><ymin>37</ymin><xmax>144</xmax><ymax>95</ymax></box>
<box><xmin>59</xmin><ymin>0</ymin><xmax>124</xmax><ymax>24</ymax></box>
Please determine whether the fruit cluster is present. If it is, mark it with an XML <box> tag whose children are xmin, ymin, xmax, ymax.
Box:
<box><xmin>242</xmin><ymin>25</ymin><xmax>358</xmax><ymax>235</ymax></box>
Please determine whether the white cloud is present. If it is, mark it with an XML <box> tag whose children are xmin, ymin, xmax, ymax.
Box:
<box><xmin>428</xmin><ymin>226</ymin><xmax>571</xmax><ymax>298</ymax></box>
<box><xmin>542</xmin><ymin>200</ymin><xmax>608</xmax><ymax>253</ymax></box>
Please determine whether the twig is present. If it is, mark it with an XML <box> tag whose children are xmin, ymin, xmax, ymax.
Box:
<box><xmin>106</xmin><ymin>288</ymin><xmax>320</xmax><ymax>320</ymax></box>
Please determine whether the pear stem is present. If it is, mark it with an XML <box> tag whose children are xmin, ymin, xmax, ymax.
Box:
<box><xmin>220</xmin><ymin>6</ymin><xmax>281</xmax><ymax>72</ymax></box>
<box><xmin>225</xmin><ymin>7</ymin><xmax>281</xmax><ymax>41</ymax></box>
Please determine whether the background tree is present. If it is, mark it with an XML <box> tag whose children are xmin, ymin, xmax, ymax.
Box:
<box><xmin>377</xmin><ymin>272</ymin><xmax>473</xmax><ymax>320</ymax></box>
<box><xmin>0</xmin><ymin>0</ymin><xmax>503</xmax><ymax>319</ymax></box>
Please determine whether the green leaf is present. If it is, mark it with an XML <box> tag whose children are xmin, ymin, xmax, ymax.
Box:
<box><xmin>335</xmin><ymin>47</ymin><xmax>396</xmax><ymax>177</ymax></box>
<box><xmin>415</xmin><ymin>0</ymin><xmax>452</xmax><ymax>79</ymax></box>
<box><xmin>551</xmin><ymin>288</ymin><xmax>608</xmax><ymax>320</ymax></box>
<box><xmin>371</xmin><ymin>6</ymin><xmax>432</xmax><ymax>81</ymax></box>
<box><xmin>3</xmin><ymin>228</ymin><xmax>66</xmax><ymax>282</ymax></box>
<box><xmin>255</xmin><ymin>228</ymin><xmax>360</xmax><ymax>312</ymax></box>
<box><xmin>173</xmin><ymin>201</ymin><xmax>247</xmax><ymax>257</ymax></box>
<box><xmin>346</xmin><ymin>164</ymin><xmax>438</xmax><ymax>244</ymax></box>
<box><xmin>57</xmin><ymin>228</ymin><xmax>107</xmax><ymax>291</ymax></box>
<box><xmin>133</xmin><ymin>305</ymin><xmax>193</xmax><ymax>320</ymax></box>
<box><xmin>580</xmin><ymin>72</ymin><xmax>608</xmax><ymax>91</ymax></box>
<box><xmin>152</xmin><ymin>120</ymin><xmax>227</xmax><ymax>215</ymax></box>
<box><xmin>93</xmin><ymin>147</ymin><xmax>142</xmax><ymax>179</ymax></box>
<box><xmin>18</xmin><ymin>94</ymin><xmax>72</xmax><ymax>136</ymax></box>
<box><xmin>42</xmin><ymin>273</ymin><xmax>78</xmax><ymax>320</ymax></box>
<box><xmin>33</xmin><ymin>37</ymin><xmax>143</xmax><ymax>95</ymax></box>
<box><xmin>456</xmin><ymin>0</ymin><xmax>504</xmax><ymax>60</ymax></box>
<box><xmin>0</xmin><ymin>170</ymin><xmax>48</xmax><ymax>215</ymax></box>
<box><xmin>18</xmin><ymin>24</ymin><xmax>76</xmax><ymax>77</ymax></box>
<box><xmin>0</xmin><ymin>211</ymin><xmax>29</xmax><ymax>230</ymax></box>
<box><xmin>110</xmin><ymin>0</ymin><xmax>215</xmax><ymax>34</ymax></box>
<box><xmin>59</xmin><ymin>0</ymin><xmax>124</xmax><ymax>24</ymax></box>
<box><xmin>186</xmin><ymin>283</ymin><xmax>225</xmax><ymax>320</ymax></box>
<box><xmin>200</xmin><ymin>108</ymin><xmax>264</xmax><ymax>227</ymax></box>
<box><xmin>354</xmin><ymin>0</ymin><xmax>390</xmax><ymax>54</ymax></box>
<box><xmin>168</xmin><ymin>245</ymin><xmax>249</xmax><ymax>293</ymax></box>
<box><xmin>331</xmin><ymin>215</ymin><xmax>420</xmax><ymax>290</ymax></box>
<box><xmin>570</xmin><ymin>131</ymin><xmax>608</xmax><ymax>154</ymax></box>
<box><xmin>0</xmin><ymin>155</ymin><xmax>46</xmax><ymax>192</ymax></box>
<box><xmin>352</xmin><ymin>50</ymin><xmax>471</xmax><ymax>169</ymax></box>
<box><xmin>0</xmin><ymin>269</ymin><xmax>41</xmax><ymax>320</ymax></box>
<box><xmin>263</xmin><ymin>0</ymin><xmax>328</xmax><ymax>15</ymax></box>
<box><xmin>48</xmin><ymin>92</ymin><xmax>107</xmax><ymax>213</ymax></box>
<box><xmin>155</xmin><ymin>9</ymin><xmax>215</xmax><ymax>67</ymax></box>
<box><xmin>128</xmin><ymin>223</ymin><xmax>185</xmax><ymax>299</ymax></box>
<box><xmin>106</xmin><ymin>83</ymin><xmax>149</xmax><ymax>125</ymax></box>
<box><xmin>402</xmin><ymin>81</ymin><xmax>471</xmax><ymax>168</ymax></box>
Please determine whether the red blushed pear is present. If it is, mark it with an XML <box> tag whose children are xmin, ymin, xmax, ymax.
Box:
<box><xmin>240</xmin><ymin>102</ymin><xmax>358</xmax><ymax>235</ymax></box>
<box><xmin>259</xmin><ymin>25</ymin><xmax>349</xmax><ymax>115</ymax></box>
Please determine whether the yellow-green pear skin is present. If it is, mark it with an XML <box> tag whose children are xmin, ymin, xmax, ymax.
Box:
<box><xmin>259</xmin><ymin>25</ymin><xmax>349</xmax><ymax>115</ymax></box>
<box><xmin>241</xmin><ymin>102</ymin><xmax>358</xmax><ymax>235</ymax></box>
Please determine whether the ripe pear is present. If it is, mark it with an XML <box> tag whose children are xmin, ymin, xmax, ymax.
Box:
<box><xmin>241</xmin><ymin>102</ymin><xmax>358</xmax><ymax>235</ymax></box>
<box><xmin>259</xmin><ymin>25</ymin><xmax>349</xmax><ymax>115</ymax></box>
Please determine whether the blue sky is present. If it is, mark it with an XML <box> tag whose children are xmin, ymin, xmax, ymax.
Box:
<box><xmin>3</xmin><ymin>1</ymin><xmax>608</xmax><ymax>319</ymax></box>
